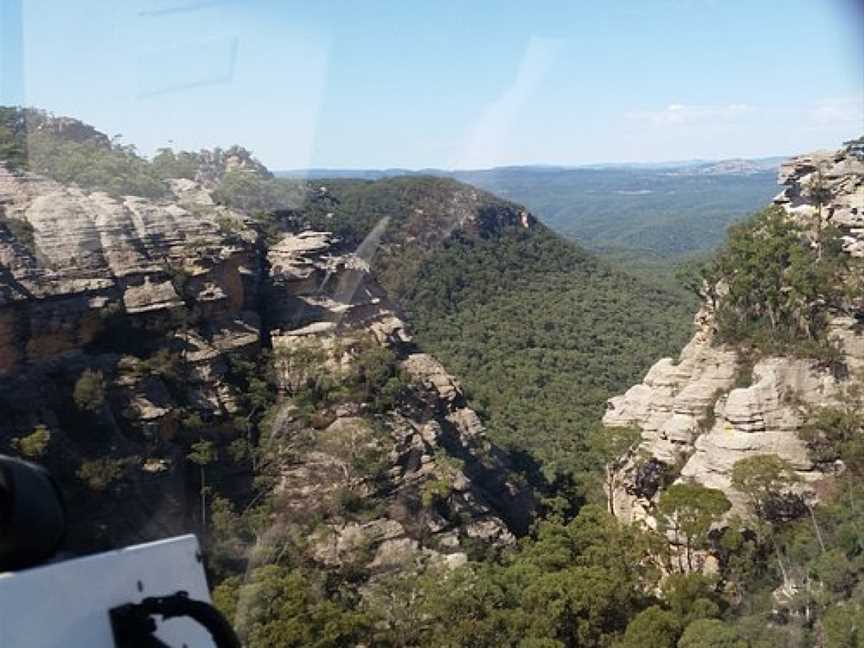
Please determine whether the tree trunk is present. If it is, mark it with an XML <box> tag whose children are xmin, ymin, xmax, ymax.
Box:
<box><xmin>808</xmin><ymin>504</ymin><xmax>826</xmax><ymax>553</ymax></box>
<box><xmin>815</xmin><ymin>202</ymin><xmax>823</xmax><ymax>261</ymax></box>
<box><xmin>200</xmin><ymin>465</ymin><xmax>207</xmax><ymax>528</ymax></box>
<box><xmin>674</xmin><ymin>524</ymin><xmax>684</xmax><ymax>573</ymax></box>
<box><xmin>845</xmin><ymin>473</ymin><xmax>864</xmax><ymax>553</ymax></box>
<box><xmin>606</xmin><ymin>468</ymin><xmax>615</xmax><ymax>516</ymax></box>
<box><xmin>772</xmin><ymin>537</ymin><xmax>792</xmax><ymax>594</ymax></box>
<box><xmin>685</xmin><ymin>536</ymin><xmax>693</xmax><ymax>572</ymax></box>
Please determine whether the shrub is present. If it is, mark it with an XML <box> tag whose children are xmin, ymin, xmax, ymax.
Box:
<box><xmin>730</xmin><ymin>454</ymin><xmax>801</xmax><ymax>522</ymax></box>
<box><xmin>798</xmin><ymin>380</ymin><xmax>864</xmax><ymax>474</ymax></box>
<box><xmin>73</xmin><ymin>369</ymin><xmax>106</xmax><ymax>412</ymax></box>
<box><xmin>140</xmin><ymin>349</ymin><xmax>180</xmax><ymax>379</ymax></box>
<box><xmin>733</xmin><ymin>355</ymin><xmax>754</xmax><ymax>389</ymax></box>
<box><xmin>707</xmin><ymin>207</ymin><xmax>848</xmax><ymax>358</ymax></box>
<box><xmin>618</xmin><ymin>606</ymin><xmax>681</xmax><ymax>648</ymax></box>
<box><xmin>77</xmin><ymin>457</ymin><xmax>125</xmax><ymax>491</ymax></box>
<box><xmin>12</xmin><ymin>424</ymin><xmax>51</xmax><ymax>458</ymax></box>
<box><xmin>0</xmin><ymin>121</ymin><xmax>27</xmax><ymax>169</ymax></box>
<box><xmin>168</xmin><ymin>266</ymin><xmax>192</xmax><ymax>301</ymax></box>
<box><xmin>678</xmin><ymin>619</ymin><xmax>745</xmax><ymax>648</ymax></box>
<box><xmin>215</xmin><ymin>215</ymin><xmax>247</xmax><ymax>241</ymax></box>
<box><xmin>420</xmin><ymin>478</ymin><xmax>451</xmax><ymax>508</ymax></box>
<box><xmin>657</xmin><ymin>483</ymin><xmax>731</xmax><ymax>572</ymax></box>
<box><xmin>335</xmin><ymin>488</ymin><xmax>369</xmax><ymax>515</ymax></box>
<box><xmin>150</xmin><ymin>147</ymin><xmax>199</xmax><ymax>180</ymax></box>
<box><xmin>211</xmin><ymin>565</ymin><xmax>370</xmax><ymax>646</ymax></box>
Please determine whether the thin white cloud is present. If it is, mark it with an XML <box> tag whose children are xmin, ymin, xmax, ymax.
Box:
<box><xmin>805</xmin><ymin>96</ymin><xmax>863</xmax><ymax>126</ymax></box>
<box><xmin>628</xmin><ymin>97</ymin><xmax>863</xmax><ymax>131</ymax></box>
<box><xmin>615</xmin><ymin>96</ymin><xmax>862</xmax><ymax>162</ymax></box>
<box><xmin>627</xmin><ymin>103</ymin><xmax>754</xmax><ymax>125</ymax></box>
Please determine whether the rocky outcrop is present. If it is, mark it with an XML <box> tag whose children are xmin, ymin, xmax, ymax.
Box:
<box><xmin>194</xmin><ymin>145</ymin><xmax>272</xmax><ymax>188</ymax></box>
<box><xmin>258</xmin><ymin>222</ymin><xmax>533</xmax><ymax>573</ymax></box>
<box><xmin>0</xmin><ymin>155</ymin><xmax>533</xmax><ymax>573</ymax></box>
<box><xmin>0</xmin><ymin>164</ymin><xmax>259</xmax><ymax>370</ymax></box>
<box><xmin>604</xmin><ymin>139</ymin><xmax>864</xmax><ymax>526</ymax></box>
<box><xmin>775</xmin><ymin>141</ymin><xmax>864</xmax><ymax>257</ymax></box>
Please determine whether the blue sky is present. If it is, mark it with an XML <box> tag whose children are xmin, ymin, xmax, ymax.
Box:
<box><xmin>1</xmin><ymin>0</ymin><xmax>862</xmax><ymax>169</ymax></box>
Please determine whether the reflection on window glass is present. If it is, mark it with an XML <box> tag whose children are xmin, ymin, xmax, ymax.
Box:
<box><xmin>0</xmin><ymin>1</ymin><xmax>862</xmax><ymax>646</ymax></box>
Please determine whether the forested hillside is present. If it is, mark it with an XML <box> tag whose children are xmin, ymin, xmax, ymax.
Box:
<box><xmin>246</xmin><ymin>175</ymin><xmax>696</xmax><ymax>484</ymax></box>
<box><xmin>401</xmin><ymin>224</ymin><xmax>690</xmax><ymax>478</ymax></box>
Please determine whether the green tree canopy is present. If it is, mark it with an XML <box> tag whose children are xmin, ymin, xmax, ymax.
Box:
<box><xmin>213</xmin><ymin>565</ymin><xmax>370</xmax><ymax>647</ymax></box>
<box><xmin>677</xmin><ymin>619</ymin><xmax>746</xmax><ymax>648</ymax></box>
<box><xmin>706</xmin><ymin>206</ymin><xmax>847</xmax><ymax>358</ymax></box>
<box><xmin>730</xmin><ymin>454</ymin><xmax>800</xmax><ymax>521</ymax></box>
<box><xmin>73</xmin><ymin>369</ymin><xmax>106</xmax><ymax>413</ymax></box>
<box><xmin>616</xmin><ymin>606</ymin><xmax>681</xmax><ymax>648</ymax></box>
<box><xmin>658</xmin><ymin>483</ymin><xmax>731</xmax><ymax>572</ymax></box>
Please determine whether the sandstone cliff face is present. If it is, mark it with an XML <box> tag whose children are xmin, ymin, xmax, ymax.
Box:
<box><xmin>0</xmin><ymin>166</ymin><xmax>259</xmax><ymax>372</ymax></box>
<box><xmin>603</xmin><ymin>141</ymin><xmax>864</xmax><ymax>526</ymax></box>
<box><xmin>0</xmin><ymin>159</ymin><xmax>533</xmax><ymax>571</ymax></box>
<box><xmin>256</xmin><ymin>221</ymin><xmax>534</xmax><ymax>571</ymax></box>
<box><xmin>775</xmin><ymin>146</ymin><xmax>864</xmax><ymax>258</ymax></box>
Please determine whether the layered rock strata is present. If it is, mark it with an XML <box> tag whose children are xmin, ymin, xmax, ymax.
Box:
<box><xmin>604</xmin><ymin>140</ymin><xmax>864</xmax><ymax>526</ymax></box>
<box><xmin>0</xmin><ymin>160</ymin><xmax>533</xmax><ymax>571</ymax></box>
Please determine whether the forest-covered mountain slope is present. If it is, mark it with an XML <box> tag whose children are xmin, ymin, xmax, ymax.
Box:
<box><xmin>243</xmin><ymin>175</ymin><xmax>696</xmax><ymax>481</ymax></box>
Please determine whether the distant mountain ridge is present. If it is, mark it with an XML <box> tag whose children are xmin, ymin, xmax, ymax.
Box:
<box><xmin>276</xmin><ymin>156</ymin><xmax>787</xmax><ymax>179</ymax></box>
<box><xmin>276</xmin><ymin>157</ymin><xmax>784</xmax><ymax>259</ymax></box>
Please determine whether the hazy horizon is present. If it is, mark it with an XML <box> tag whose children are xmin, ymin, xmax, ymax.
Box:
<box><xmin>275</xmin><ymin>154</ymin><xmax>794</xmax><ymax>175</ymax></box>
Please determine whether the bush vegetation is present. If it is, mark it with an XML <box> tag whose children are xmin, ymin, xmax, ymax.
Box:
<box><xmin>0</xmin><ymin>107</ymin><xmax>169</xmax><ymax>197</ymax></box>
<box><xmin>401</xmin><ymin>225</ymin><xmax>692</xmax><ymax>480</ymax></box>
<box><xmin>0</xmin><ymin>216</ymin><xmax>36</xmax><ymax>253</ymax></box>
<box><xmin>208</xmin><ymin>464</ymin><xmax>864</xmax><ymax>647</ymax></box>
<box><xmin>704</xmin><ymin>206</ymin><xmax>852</xmax><ymax>361</ymax></box>
<box><xmin>0</xmin><ymin>107</ymin><xmax>303</xmax><ymax>205</ymax></box>
<box><xmin>73</xmin><ymin>369</ymin><xmax>106</xmax><ymax>412</ymax></box>
<box><xmin>284</xmin><ymin>177</ymin><xmax>693</xmax><ymax>483</ymax></box>
<box><xmin>11</xmin><ymin>424</ymin><xmax>51</xmax><ymax>458</ymax></box>
<box><xmin>205</xmin><ymin>437</ymin><xmax>864</xmax><ymax>647</ymax></box>
<box><xmin>798</xmin><ymin>376</ymin><xmax>864</xmax><ymax>473</ymax></box>
<box><xmin>76</xmin><ymin>457</ymin><xmax>127</xmax><ymax>491</ymax></box>
<box><xmin>275</xmin><ymin>335</ymin><xmax>411</xmax><ymax>418</ymax></box>
<box><xmin>200</xmin><ymin>181</ymin><xmax>864</xmax><ymax>646</ymax></box>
